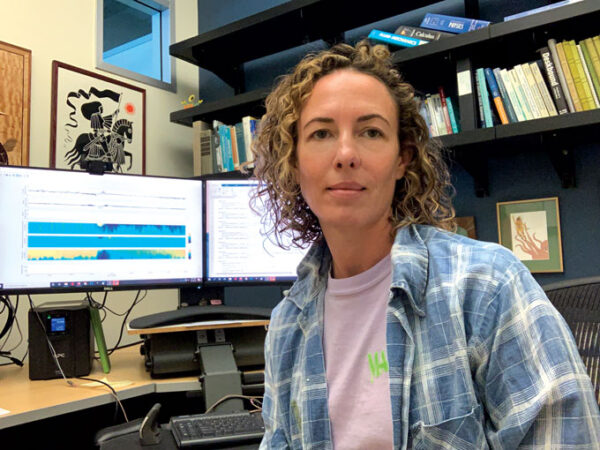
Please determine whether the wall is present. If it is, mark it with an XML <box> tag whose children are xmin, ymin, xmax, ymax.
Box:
<box><xmin>197</xmin><ymin>0</ymin><xmax>600</xmax><ymax>294</ymax></box>
<box><xmin>0</xmin><ymin>0</ymin><xmax>199</xmax><ymax>362</ymax></box>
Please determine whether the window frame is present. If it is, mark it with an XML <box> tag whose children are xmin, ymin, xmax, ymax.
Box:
<box><xmin>96</xmin><ymin>0</ymin><xmax>176</xmax><ymax>92</ymax></box>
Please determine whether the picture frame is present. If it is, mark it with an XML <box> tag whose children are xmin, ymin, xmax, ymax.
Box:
<box><xmin>50</xmin><ymin>61</ymin><xmax>146</xmax><ymax>174</ymax></box>
<box><xmin>496</xmin><ymin>197</ymin><xmax>563</xmax><ymax>273</ymax></box>
<box><xmin>455</xmin><ymin>216</ymin><xmax>477</xmax><ymax>239</ymax></box>
<box><xmin>0</xmin><ymin>40</ymin><xmax>31</xmax><ymax>167</ymax></box>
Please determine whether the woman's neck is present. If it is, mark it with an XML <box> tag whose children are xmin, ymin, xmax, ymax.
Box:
<box><xmin>323</xmin><ymin>222</ymin><xmax>395</xmax><ymax>279</ymax></box>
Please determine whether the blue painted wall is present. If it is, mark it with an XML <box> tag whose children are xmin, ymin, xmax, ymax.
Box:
<box><xmin>195</xmin><ymin>0</ymin><xmax>599</xmax><ymax>306</ymax></box>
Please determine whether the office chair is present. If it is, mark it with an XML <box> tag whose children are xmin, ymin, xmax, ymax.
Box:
<box><xmin>543</xmin><ymin>276</ymin><xmax>600</xmax><ymax>405</ymax></box>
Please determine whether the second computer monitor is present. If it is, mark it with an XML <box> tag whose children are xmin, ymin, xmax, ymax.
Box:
<box><xmin>205</xmin><ymin>179</ymin><xmax>308</xmax><ymax>284</ymax></box>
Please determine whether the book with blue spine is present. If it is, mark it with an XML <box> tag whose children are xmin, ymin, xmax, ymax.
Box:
<box><xmin>476</xmin><ymin>68</ymin><xmax>493</xmax><ymax>127</ymax></box>
<box><xmin>420</xmin><ymin>13</ymin><xmax>490</xmax><ymax>34</ymax></box>
<box><xmin>218</xmin><ymin>125</ymin><xmax>235</xmax><ymax>171</ymax></box>
<box><xmin>368</xmin><ymin>29</ymin><xmax>428</xmax><ymax>48</ymax></box>
<box><xmin>492</xmin><ymin>68</ymin><xmax>518</xmax><ymax>123</ymax></box>
<box><xmin>445</xmin><ymin>96</ymin><xmax>460</xmax><ymax>133</ymax></box>
<box><xmin>234</xmin><ymin>122</ymin><xmax>247</xmax><ymax>164</ymax></box>
<box><xmin>484</xmin><ymin>68</ymin><xmax>509</xmax><ymax>124</ymax></box>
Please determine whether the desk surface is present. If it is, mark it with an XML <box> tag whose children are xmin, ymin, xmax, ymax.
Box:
<box><xmin>0</xmin><ymin>345</ymin><xmax>201</xmax><ymax>429</ymax></box>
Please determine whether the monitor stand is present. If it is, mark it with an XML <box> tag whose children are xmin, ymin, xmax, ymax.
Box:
<box><xmin>179</xmin><ymin>286</ymin><xmax>225</xmax><ymax>307</ymax></box>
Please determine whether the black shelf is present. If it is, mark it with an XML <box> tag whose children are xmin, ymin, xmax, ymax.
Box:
<box><xmin>170</xmin><ymin>0</ymin><xmax>438</xmax><ymax>89</ymax></box>
<box><xmin>170</xmin><ymin>88</ymin><xmax>270</xmax><ymax>126</ymax></box>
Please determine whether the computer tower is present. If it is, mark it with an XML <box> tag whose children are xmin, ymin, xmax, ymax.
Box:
<box><xmin>28</xmin><ymin>301</ymin><xmax>94</xmax><ymax>380</ymax></box>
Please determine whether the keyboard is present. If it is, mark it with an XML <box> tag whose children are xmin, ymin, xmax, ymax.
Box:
<box><xmin>170</xmin><ymin>410</ymin><xmax>265</xmax><ymax>448</ymax></box>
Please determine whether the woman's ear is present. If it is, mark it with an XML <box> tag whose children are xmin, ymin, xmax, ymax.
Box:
<box><xmin>396</xmin><ymin>142</ymin><xmax>415</xmax><ymax>180</ymax></box>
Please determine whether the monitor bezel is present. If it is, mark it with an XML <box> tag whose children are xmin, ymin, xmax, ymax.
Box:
<box><xmin>0</xmin><ymin>165</ymin><xmax>204</xmax><ymax>295</ymax></box>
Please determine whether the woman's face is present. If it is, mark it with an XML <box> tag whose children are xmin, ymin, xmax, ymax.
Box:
<box><xmin>295</xmin><ymin>69</ymin><xmax>411</xmax><ymax>236</ymax></box>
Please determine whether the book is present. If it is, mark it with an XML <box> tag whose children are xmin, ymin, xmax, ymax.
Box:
<box><xmin>521</xmin><ymin>63</ymin><xmax>549</xmax><ymax>118</ymax></box>
<box><xmin>199</xmin><ymin>128</ymin><xmax>216</xmax><ymax>175</ymax></box>
<box><xmin>229</xmin><ymin>125</ymin><xmax>240</xmax><ymax>169</ymax></box>
<box><xmin>531</xmin><ymin>61</ymin><xmax>558</xmax><ymax>116</ymax></box>
<box><xmin>483</xmin><ymin>68</ymin><xmax>509</xmax><ymax>124</ymax></box>
<box><xmin>581</xmin><ymin>38</ymin><xmax>600</xmax><ymax>98</ymax></box>
<box><xmin>394</xmin><ymin>25</ymin><xmax>453</xmax><ymax>41</ymax></box>
<box><xmin>556</xmin><ymin>42</ymin><xmax>583</xmax><ymax>111</ymax></box>
<box><xmin>417</xmin><ymin>97</ymin><xmax>435</xmax><ymax>136</ymax></box>
<box><xmin>548</xmin><ymin>38</ymin><xmax>575</xmax><ymax>112</ymax></box>
<box><xmin>493</xmin><ymin>67</ymin><xmax>518</xmax><ymax>123</ymax></box>
<box><xmin>218</xmin><ymin>125</ymin><xmax>235</xmax><ymax>171</ymax></box>
<box><xmin>234</xmin><ymin>122</ymin><xmax>247</xmax><ymax>164</ymax></box>
<box><xmin>368</xmin><ymin>29</ymin><xmax>428</xmax><ymax>48</ymax></box>
<box><xmin>514</xmin><ymin>64</ymin><xmax>541</xmax><ymax>119</ymax></box>
<box><xmin>445</xmin><ymin>96</ymin><xmax>460</xmax><ymax>133</ymax></box>
<box><xmin>564</xmin><ymin>40</ymin><xmax>595</xmax><ymax>110</ymax></box>
<box><xmin>437</xmin><ymin>87</ymin><xmax>453</xmax><ymax>134</ymax></box>
<box><xmin>509</xmin><ymin>68</ymin><xmax>534</xmax><ymax>120</ymax></box>
<box><xmin>430</xmin><ymin>94</ymin><xmax>448</xmax><ymax>135</ymax></box>
<box><xmin>499</xmin><ymin>68</ymin><xmax>526</xmax><ymax>121</ymax></box>
<box><xmin>212</xmin><ymin>120</ymin><xmax>225</xmax><ymax>172</ymax></box>
<box><xmin>242</xmin><ymin>116</ymin><xmax>259</xmax><ymax>163</ymax></box>
<box><xmin>476</xmin><ymin>68</ymin><xmax>493</xmax><ymax>127</ymax></box>
<box><xmin>420</xmin><ymin>13</ymin><xmax>491</xmax><ymax>34</ymax></box>
<box><xmin>577</xmin><ymin>44</ymin><xmax>600</xmax><ymax>108</ymax></box>
<box><xmin>192</xmin><ymin>120</ymin><xmax>211</xmax><ymax>176</ymax></box>
<box><xmin>503</xmin><ymin>0</ymin><xmax>583</xmax><ymax>21</ymax></box>
<box><xmin>538</xmin><ymin>46</ymin><xmax>569</xmax><ymax>115</ymax></box>
<box><xmin>474</xmin><ymin>74</ymin><xmax>485</xmax><ymax>127</ymax></box>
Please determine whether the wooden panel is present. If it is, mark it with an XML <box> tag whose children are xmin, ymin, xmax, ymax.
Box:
<box><xmin>0</xmin><ymin>41</ymin><xmax>31</xmax><ymax>166</ymax></box>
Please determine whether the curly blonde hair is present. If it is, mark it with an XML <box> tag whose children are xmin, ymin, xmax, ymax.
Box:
<box><xmin>251</xmin><ymin>40</ymin><xmax>455</xmax><ymax>248</ymax></box>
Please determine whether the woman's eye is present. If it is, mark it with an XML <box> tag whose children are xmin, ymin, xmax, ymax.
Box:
<box><xmin>362</xmin><ymin>128</ymin><xmax>383</xmax><ymax>138</ymax></box>
<box><xmin>311</xmin><ymin>129</ymin><xmax>330</xmax><ymax>140</ymax></box>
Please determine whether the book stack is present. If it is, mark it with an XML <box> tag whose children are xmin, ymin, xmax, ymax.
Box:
<box><xmin>192</xmin><ymin>116</ymin><xmax>260</xmax><ymax>176</ymax></box>
<box><xmin>474</xmin><ymin>35</ymin><xmax>600</xmax><ymax>128</ymax></box>
<box><xmin>418</xmin><ymin>87</ymin><xmax>461</xmax><ymax>137</ymax></box>
<box><xmin>368</xmin><ymin>13</ymin><xmax>490</xmax><ymax>48</ymax></box>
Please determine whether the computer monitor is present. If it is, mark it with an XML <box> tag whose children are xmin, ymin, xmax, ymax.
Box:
<box><xmin>0</xmin><ymin>166</ymin><xmax>203</xmax><ymax>294</ymax></box>
<box><xmin>204</xmin><ymin>178</ymin><xmax>308</xmax><ymax>284</ymax></box>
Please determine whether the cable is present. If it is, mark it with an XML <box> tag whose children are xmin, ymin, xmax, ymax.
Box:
<box><xmin>108</xmin><ymin>290</ymin><xmax>146</xmax><ymax>356</ymax></box>
<box><xmin>76</xmin><ymin>376</ymin><xmax>129</xmax><ymax>422</ymax></box>
<box><xmin>204</xmin><ymin>394</ymin><xmax>263</xmax><ymax>414</ymax></box>
<box><xmin>1</xmin><ymin>295</ymin><xmax>23</xmax><ymax>354</ymax></box>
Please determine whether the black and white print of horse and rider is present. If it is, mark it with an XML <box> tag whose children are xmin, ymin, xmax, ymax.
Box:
<box><xmin>64</xmin><ymin>90</ymin><xmax>134</xmax><ymax>173</ymax></box>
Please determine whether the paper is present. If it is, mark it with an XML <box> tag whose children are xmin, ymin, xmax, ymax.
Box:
<box><xmin>0</xmin><ymin>408</ymin><xmax>10</xmax><ymax>416</ymax></box>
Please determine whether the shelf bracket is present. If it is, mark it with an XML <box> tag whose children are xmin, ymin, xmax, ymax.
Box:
<box><xmin>544</xmin><ymin>133</ymin><xmax>576</xmax><ymax>188</ymax></box>
<box><xmin>453</xmin><ymin>148</ymin><xmax>489</xmax><ymax>197</ymax></box>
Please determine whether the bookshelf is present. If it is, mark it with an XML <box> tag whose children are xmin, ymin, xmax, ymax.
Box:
<box><xmin>170</xmin><ymin>0</ymin><xmax>600</xmax><ymax>196</ymax></box>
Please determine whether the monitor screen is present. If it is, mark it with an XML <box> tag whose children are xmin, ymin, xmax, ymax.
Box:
<box><xmin>205</xmin><ymin>179</ymin><xmax>308</xmax><ymax>283</ymax></box>
<box><xmin>0</xmin><ymin>166</ymin><xmax>203</xmax><ymax>294</ymax></box>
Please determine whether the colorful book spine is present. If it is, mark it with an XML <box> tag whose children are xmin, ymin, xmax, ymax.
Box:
<box><xmin>234</xmin><ymin>122</ymin><xmax>247</xmax><ymax>164</ymax></box>
<box><xmin>394</xmin><ymin>25</ymin><xmax>453</xmax><ymax>41</ymax></box>
<box><xmin>484</xmin><ymin>68</ymin><xmax>509</xmax><ymax>124</ymax></box>
<box><xmin>445</xmin><ymin>96</ymin><xmax>460</xmax><ymax>133</ymax></box>
<box><xmin>418</xmin><ymin>97</ymin><xmax>434</xmax><ymax>136</ymax></box>
<box><xmin>539</xmin><ymin>46</ymin><xmax>569</xmax><ymax>114</ymax></box>
<box><xmin>509</xmin><ymin>68</ymin><xmax>534</xmax><ymax>120</ymax></box>
<box><xmin>557</xmin><ymin>41</ymin><xmax>583</xmax><ymax>111</ymax></box>
<box><xmin>577</xmin><ymin>44</ymin><xmax>600</xmax><ymax>107</ymax></box>
<box><xmin>514</xmin><ymin>64</ymin><xmax>541</xmax><ymax>119</ymax></box>
<box><xmin>581</xmin><ymin>38</ymin><xmax>600</xmax><ymax>98</ymax></box>
<box><xmin>564</xmin><ymin>40</ymin><xmax>595</xmax><ymax>110</ymax></box>
<box><xmin>368</xmin><ymin>29</ymin><xmax>428</xmax><ymax>48</ymax></box>
<box><xmin>420</xmin><ymin>13</ymin><xmax>490</xmax><ymax>34</ymax></box>
<box><xmin>438</xmin><ymin>87</ymin><xmax>453</xmax><ymax>134</ymax></box>
<box><xmin>212</xmin><ymin>120</ymin><xmax>224</xmax><ymax>172</ymax></box>
<box><xmin>476</xmin><ymin>68</ymin><xmax>493</xmax><ymax>127</ymax></box>
<box><xmin>548</xmin><ymin>38</ymin><xmax>575</xmax><ymax>112</ymax></box>
<box><xmin>493</xmin><ymin>67</ymin><xmax>518</xmax><ymax>123</ymax></box>
<box><xmin>218</xmin><ymin>125</ymin><xmax>235</xmax><ymax>171</ymax></box>
<box><xmin>499</xmin><ymin>68</ymin><xmax>525</xmax><ymax>121</ymax></box>
<box><xmin>521</xmin><ymin>63</ymin><xmax>549</xmax><ymax>117</ymax></box>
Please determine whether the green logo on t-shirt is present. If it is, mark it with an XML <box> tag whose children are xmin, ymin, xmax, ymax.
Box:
<box><xmin>367</xmin><ymin>350</ymin><xmax>389</xmax><ymax>382</ymax></box>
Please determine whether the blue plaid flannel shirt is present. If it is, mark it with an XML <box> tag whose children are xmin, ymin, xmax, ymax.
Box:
<box><xmin>260</xmin><ymin>224</ymin><xmax>600</xmax><ymax>449</ymax></box>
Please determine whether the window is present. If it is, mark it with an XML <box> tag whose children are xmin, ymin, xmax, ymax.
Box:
<box><xmin>97</xmin><ymin>0</ymin><xmax>174</xmax><ymax>91</ymax></box>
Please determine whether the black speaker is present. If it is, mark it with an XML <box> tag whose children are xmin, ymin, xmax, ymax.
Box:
<box><xmin>28</xmin><ymin>301</ymin><xmax>94</xmax><ymax>380</ymax></box>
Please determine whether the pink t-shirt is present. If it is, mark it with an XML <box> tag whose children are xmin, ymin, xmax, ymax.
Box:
<box><xmin>323</xmin><ymin>254</ymin><xmax>394</xmax><ymax>450</ymax></box>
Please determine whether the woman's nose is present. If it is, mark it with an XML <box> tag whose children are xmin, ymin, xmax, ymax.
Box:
<box><xmin>333</xmin><ymin>134</ymin><xmax>361</xmax><ymax>169</ymax></box>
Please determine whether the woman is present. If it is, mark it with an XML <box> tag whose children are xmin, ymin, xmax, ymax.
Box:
<box><xmin>252</xmin><ymin>40</ymin><xmax>599</xmax><ymax>449</ymax></box>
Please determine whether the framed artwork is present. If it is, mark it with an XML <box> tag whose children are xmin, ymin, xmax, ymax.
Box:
<box><xmin>496</xmin><ymin>197</ymin><xmax>563</xmax><ymax>273</ymax></box>
<box><xmin>50</xmin><ymin>61</ymin><xmax>146</xmax><ymax>174</ymax></box>
<box><xmin>455</xmin><ymin>216</ymin><xmax>477</xmax><ymax>239</ymax></box>
<box><xmin>0</xmin><ymin>40</ymin><xmax>31</xmax><ymax>166</ymax></box>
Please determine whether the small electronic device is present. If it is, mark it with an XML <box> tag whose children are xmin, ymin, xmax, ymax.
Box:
<box><xmin>170</xmin><ymin>410</ymin><xmax>265</xmax><ymax>448</ymax></box>
<box><xmin>0</xmin><ymin>166</ymin><xmax>203</xmax><ymax>295</ymax></box>
<box><xmin>28</xmin><ymin>300</ymin><xmax>94</xmax><ymax>380</ymax></box>
<box><xmin>204</xmin><ymin>178</ymin><xmax>308</xmax><ymax>284</ymax></box>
